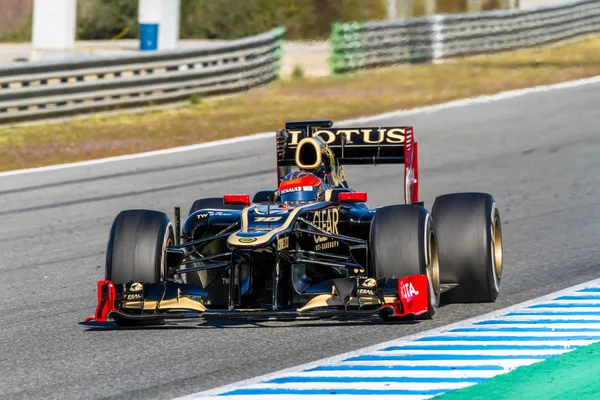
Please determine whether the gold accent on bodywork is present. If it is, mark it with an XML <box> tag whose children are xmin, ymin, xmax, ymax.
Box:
<box><xmin>295</xmin><ymin>137</ymin><xmax>323</xmax><ymax>170</ymax></box>
<box><xmin>297</xmin><ymin>294</ymin><xmax>383</xmax><ymax>312</ymax></box>
<box><xmin>228</xmin><ymin>202</ymin><xmax>328</xmax><ymax>248</ymax></box>
<box><xmin>288</xmin><ymin>128</ymin><xmax>407</xmax><ymax>145</ymax></box>
<box><xmin>277</xmin><ymin>235</ymin><xmax>289</xmax><ymax>250</ymax></box>
<box><xmin>121</xmin><ymin>297</ymin><xmax>207</xmax><ymax>312</ymax></box>
<box><xmin>313</xmin><ymin>208</ymin><xmax>339</xmax><ymax>243</ymax></box>
<box><xmin>363</xmin><ymin>278</ymin><xmax>376</xmax><ymax>288</ymax></box>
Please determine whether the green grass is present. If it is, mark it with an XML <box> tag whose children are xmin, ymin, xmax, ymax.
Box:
<box><xmin>437</xmin><ymin>341</ymin><xmax>600</xmax><ymax>399</ymax></box>
<box><xmin>2</xmin><ymin>35</ymin><xmax>600</xmax><ymax>172</ymax></box>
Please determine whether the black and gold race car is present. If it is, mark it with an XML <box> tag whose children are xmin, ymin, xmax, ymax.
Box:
<box><xmin>86</xmin><ymin>120</ymin><xmax>503</xmax><ymax>325</ymax></box>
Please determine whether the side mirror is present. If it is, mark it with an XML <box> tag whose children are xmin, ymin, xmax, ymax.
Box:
<box><xmin>223</xmin><ymin>194</ymin><xmax>250</xmax><ymax>206</ymax></box>
<box><xmin>339</xmin><ymin>192</ymin><xmax>367</xmax><ymax>203</ymax></box>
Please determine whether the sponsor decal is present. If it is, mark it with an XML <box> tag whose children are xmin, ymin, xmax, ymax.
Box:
<box><xmin>361</xmin><ymin>278</ymin><xmax>377</xmax><ymax>288</ymax></box>
<box><xmin>123</xmin><ymin>282</ymin><xmax>144</xmax><ymax>300</ymax></box>
<box><xmin>197</xmin><ymin>211</ymin><xmax>233</xmax><ymax>219</ymax></box>
<box><xmin>280</xmin><ymin>186</ymin><xmax>312</xmax><ymax>195</ymax></box>
<box><xmin>400</xmin><ymin>282</ymin><xmax>420</xmax><ymax>301</ymax></box>
<box><xmin>239</xmin><ymin>237</ymin><xmax>257</xmax><ymax>243</ymax></box>
<box><xmin>129</xmin><ymin>282</ymin><xmax>143</xmax><ymax>292</ymax></box>
<box><xmin>356</xmin><ymin>277</ymin><xmax>377</xmax><ymax>297</ymax></box>
<box><xmin>313</xmin><ymin>208</ymin><xmax>339</xmax><ymax>243</ymax></box>
<box><xmin>357</xmin><ymin>288</ymin><xmax>377</xmax><ymax>296</ymax></box>
<box><xmin>277</xmin><ymin>236</ymin><xmax>289</xmax><ymax>250</ymax></box>
<box><xmin>315</xmin><ymin>240</ymin><xmax>339</xmax><ymax>251</ymax></box>
<box><xmin>288</xmin><ymin>128</ymin><xmax>406</xmax><ymax>146</ymax></box>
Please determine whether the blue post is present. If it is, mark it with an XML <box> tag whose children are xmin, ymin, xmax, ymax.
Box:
<box><xmin>139</xmin><ymin>23</ymin><xmax>159</xmax><ymax>51</ymax></box>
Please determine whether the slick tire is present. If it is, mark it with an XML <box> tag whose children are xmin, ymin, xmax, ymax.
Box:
<box><xmin>188</xmin><ymin>197</ymin><xmax>245</xmax><ymax>216</ymax></box>
<box><xmin>432</xmin><ymin>192</ymin><xmax>503</xmax><ymax>303</ymax></box>
<box><xmin>106</xmin><ymin>209</ymin><xmax>173</xmax><ymax>326</ymax></box>
<box><xmin>369</xmin><ymin>205</ymin><xmax>440</xmax><ymax>320</ymax></box>
<box><xmin>106</xmin><ymin>209</ymin><xmax>173</xmax><ymax>284</ymax></box>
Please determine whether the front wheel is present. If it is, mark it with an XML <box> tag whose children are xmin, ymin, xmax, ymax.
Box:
<box><xmin>106</xmin><ymin>209</ymin><xmax>173</xmax><ymax>326</ymax></box>
<box><xmin>369</xmin><ymin>205</ymin><xmax>440</xmax><ymax>320</ymax></box>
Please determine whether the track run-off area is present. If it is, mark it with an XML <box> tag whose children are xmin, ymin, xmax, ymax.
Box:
<box><xmin>1</xmin><ymin>77</ymin><xmax>600</xmax><ymax>399</ymax></box>
<box><xmin>189</xmin><ymin>279</ymin><xmax>600</xmax><ymax>399</ymax></box>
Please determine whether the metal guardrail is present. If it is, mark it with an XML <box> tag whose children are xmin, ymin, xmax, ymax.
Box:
<box><xmin>0</xmin><ymin>27</ymin><xmax>285</xmax><ymax>124</ymax></box>
<box><xmin>330</xmin><ymin>0</ymin><xmax>600</xmax><ymax>74</ymax></box>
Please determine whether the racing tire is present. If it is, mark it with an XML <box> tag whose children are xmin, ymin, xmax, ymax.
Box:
<box><xmin>106</xmin><ymin>209</ymin><xmax>174</xmax><ymax>326</ymax></box>
<box><xmin>188</xmin><ymin>197</ymin><xmax>245</xmax><ymax>216</ymax></box>
<box><xmin>369</xmin><ymin>205</ymin><xmax>440</xmax><ymax>320</ymax></box>
<box><xmin>432</xmin><ymin>192</ymin><xmax>503</xmax><ymax>303</ymax></box>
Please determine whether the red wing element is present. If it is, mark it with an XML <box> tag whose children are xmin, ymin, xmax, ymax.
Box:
<box><xmin>84</xmin><ymin>280</ymin><xmax>116</xmax><ymax>323</ymax></box>
<box><xmin>403</xmin><ymin>127</ymin><xmax>419</xmax><ymax>204</ymax></box>
<box><xmin>338</xmin><ymin>191</ymin><xmax>367</xmax><ymax>203</ymax></box>
<box><xmin>384</xmin><ymin>274</ymin><xmax>429</xmax><ymax>317</ymax></box>
<box><xmin>223</xmin><ymin>194</ymin><xmax>251</xmax><ymax>206</ymax></box>
<box><xmin>398</xmin><ymin>274</ymin><xmax>429</xmax><ymax>315</ymax></box>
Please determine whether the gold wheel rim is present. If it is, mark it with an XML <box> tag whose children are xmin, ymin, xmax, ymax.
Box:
<box><xmin>493</xmin><ymin>215</ymin><xmax>503</xmax><ymax>278</ymax></box>
<box><xmin>428</xmin><ymin>229</ymin><xmax>441</xmax><ymax>296</ymax></box>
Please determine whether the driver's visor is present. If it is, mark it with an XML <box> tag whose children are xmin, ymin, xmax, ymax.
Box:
<box><xmin>279</xmin><ymin>189</ymin><xmax>317</xmax><ymax>204</ymax></box>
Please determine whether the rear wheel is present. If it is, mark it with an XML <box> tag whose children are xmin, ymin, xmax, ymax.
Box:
<box><xmin>106</xmin><ymin>209</ymin><xmax>173</xmax><ymax>325</ymax></box>
<box><xmin>369</xmin><ymin>205</ymin><xmax>440</xmax><ymax>320</ymax></box>
<box><xmin>432</xmin><ymin>192</ymin><xmax>502</xmax><ymax>303</ymax></box>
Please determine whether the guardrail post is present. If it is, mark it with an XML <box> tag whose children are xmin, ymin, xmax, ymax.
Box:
<box><xmin>432</xmin><ymin>14</ymin><xmax>444</xmax><ymax>62</ymax></box>
<box><xmin>329</xmin><ymin>23</ymin><xmax>343</xmax><ymax>74</ymax></box>
<box><xmin>386</xmin><ymin>0</ymin><xmax>397</xmax><ymax>20</ymax></box>
<box><xmin>467</xmin><ymin>0</ymin><xmax>483</xmax><ymax>12</ymax></box>
<box><xmin>273</xmin><ymin>26</ymin><xmax>286</xmax><ymax>79</ymax></box>
<box><xmin>425</xmin><ymin>0</ymin><xmax>436</xmax><ymax>15</ymax></box>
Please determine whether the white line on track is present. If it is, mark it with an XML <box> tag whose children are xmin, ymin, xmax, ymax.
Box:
<box><xmin>276</xmin><ymin>370</ymin><xmax>501</xmax><ymax>378</ymax></box>
<box><xmin>2</xmin><ymin>74</ymin><xmax>600</xmax><ymax>178</ymax></box>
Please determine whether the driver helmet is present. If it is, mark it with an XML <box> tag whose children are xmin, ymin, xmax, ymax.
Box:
<box><xmin>278</xmin><ymin>171</ymin><xmax>325</xmax><ymax>206</ymax></box>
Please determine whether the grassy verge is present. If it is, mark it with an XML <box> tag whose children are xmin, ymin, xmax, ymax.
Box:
<box><xmin>436</xmin><ymin>341</ymin><xmax>600</xmax><ymax>399</ymax></box>
<box><xmin>2</xmin><ymin>35</ymin><xmax>600</xmax><ymax>172</ymax></box>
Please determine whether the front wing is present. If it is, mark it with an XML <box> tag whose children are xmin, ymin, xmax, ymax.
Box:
<box><xmin>84</xmin><ymin>274</ymin><xmax>430</xmax><ymax>323</ymax></box>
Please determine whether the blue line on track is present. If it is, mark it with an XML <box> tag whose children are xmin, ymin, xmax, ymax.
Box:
<box><xmin>266</xmin><ymin>376</ymin><xmax>486</xmax><ymax>384</ymax></box>
<box><xmin>450</xmin><ymin>327</ymin><xmax>600</xmax><ymax>333</ymax></box>
<box><xmin>474</xmin><ymin>319</ymin><xmax>600</xmax><ymax>325</ymax></box>
<box><xmin>507</xmin><ymin>312</ymin><xmax>600</xmax><ymax>316</ymax></box>
<box><xmin>307</xmin><ymin>365</ymin><xmax>505</xmax><ymax>372</ymax></box>
<box><xmin>380</xmin><ymin>344</ymin><xmax>579</xmax><ymax>351</ymax></box>
<box><xmin>345</xmin><ymin>354</ymin><xmax>550</xmax><ymax>361</ymax></box>
<box><xmin>555</xmin><ymin>296</ymin><xmax>600</xmax><ymax>300</ymax></box>
<box><xmin>416</xmin><ymin>335</ymin><xmax>600</xmax><ymax>341</ymax></box>
<box><xmin>219</xmin><ymin>388</ymin><xmax>448</xmax><ymax>396</ymax></box>
<box><xmin>529</xmin><ymin>303</ymin><xmax>600</xmax><ymax>308</ymax></box>
<box><xmin>578</xmin><ymin>288</ymin><xmax>600</xmax><ymax>292</ymax></box>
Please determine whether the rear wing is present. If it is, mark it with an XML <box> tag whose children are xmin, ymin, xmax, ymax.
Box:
<box><xmin>276</xmin><ymin>120</ymin><xmax>419</xmax><ymax>204</ymax></box>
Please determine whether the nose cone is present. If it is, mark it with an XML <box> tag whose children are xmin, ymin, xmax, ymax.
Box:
<box><xmin>227</xmin><ymin>232</ymin><xmax>271</xmax><ymax>248</ymax></box>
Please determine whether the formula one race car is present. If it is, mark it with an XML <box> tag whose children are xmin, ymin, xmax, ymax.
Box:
<box><xmin>86</xmin><ymin>120</ymin><xmax>503</xmax><ymax>326</ymax></box>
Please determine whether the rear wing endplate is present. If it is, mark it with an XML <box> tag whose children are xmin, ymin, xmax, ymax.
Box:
<box><xmin>276</xmin><ymin>120</ymin><xmax>419</xmax><ymax>204</ymax></box>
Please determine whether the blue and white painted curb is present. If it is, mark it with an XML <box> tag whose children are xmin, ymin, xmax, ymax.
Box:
<box><xmin>176</xmin><ymin>278</ymin><xmax>600</xmax><ymax>399</ymax></box>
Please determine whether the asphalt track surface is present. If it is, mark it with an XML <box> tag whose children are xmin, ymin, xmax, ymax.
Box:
<box><xmin>1</xmin><ymin>81</ymin><xmax>600</xmax><ymax>400</ymax></box>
